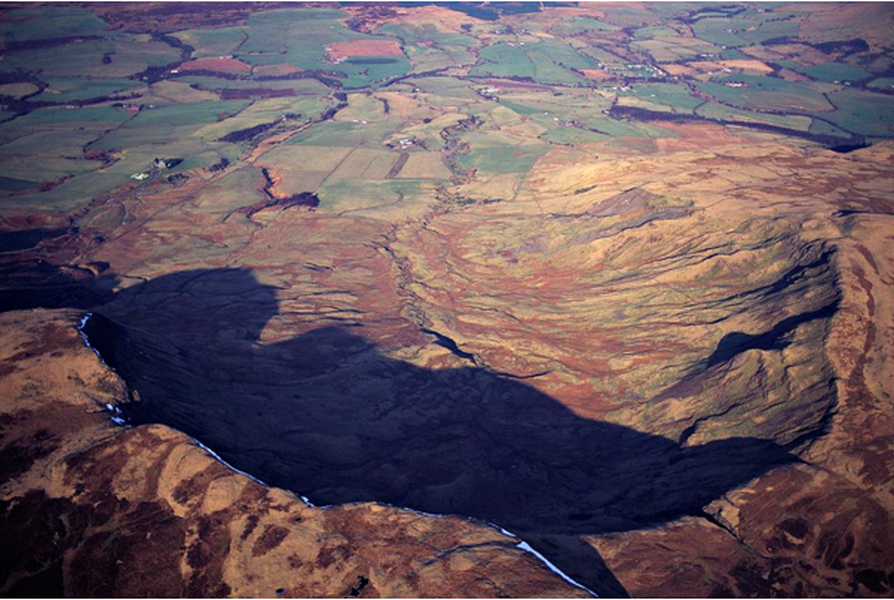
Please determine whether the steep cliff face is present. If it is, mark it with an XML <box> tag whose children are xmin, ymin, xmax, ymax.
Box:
<box><xmin>576</xmin><ymin>213</ymin><xmax>894</xmax><ymax>597</ymax></box>
<box><xmin>0</xmin><ymin>310</ymin><xmax>589</xmax><ymax>598</ymax></box>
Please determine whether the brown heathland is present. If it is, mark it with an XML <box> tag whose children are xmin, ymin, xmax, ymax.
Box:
<box><xmin>327</xmin><ymin>39</ymin><xmax>404</xmax><ymax>60</ymax></box>
<box><xmin>179</xmin><ymin>57</ymin><xmax>253</xmax><ymax>75</ymax></box>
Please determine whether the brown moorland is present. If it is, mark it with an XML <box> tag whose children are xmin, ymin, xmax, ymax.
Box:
<box><xmin>327</xmin><ymin>39</ymin><xmax>404</xmax><ymax>61</ymax></box>
<box><xmin>179</xmin><ymin>57</ymin><xmax>253</xmax><ymax>75</ymax></box>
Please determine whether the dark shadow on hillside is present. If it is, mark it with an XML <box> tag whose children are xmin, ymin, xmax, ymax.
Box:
<box><xmin>705</xmin><ymin>300</ymin><xmax>839</xmax><ymax>368</ymax></box>
<box><xmin>0</xmin><ymin>260</ymin><xmax>117</xmax><ymax>313</ymax></box>
<box><xmin>84</xmin><ymin>268</ymin><xmax>796</xmax><ymax>595</ymax></box>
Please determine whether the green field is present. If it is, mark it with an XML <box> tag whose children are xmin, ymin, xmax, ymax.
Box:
<box><xmin>1</xmin><ymin>1</ymin><xmax>893</xmax><ymax>218</ymax></box>
<box><xmin>1</xmin><ymin>35</ymin><xmax>179</xmax><ymax>79</ymax></box>
<box><xmin>548</xmin><ymin>17</ymin><xmax>619</xmax><ymax>37</ymax></box>
<box><xmin>695</xmin><ymin>102</ymin><xmax>816</xmax><ymax>132</ymax></box>
<box><xmin>822</xmin><ymin>88</ymin><xmax>894</xmax><ymax>138</ymax></box>
<box><xmin>868</xmin><ymin>77</ymin><xmax>894</xmax><ymax>91</ymax></box>
<box><xmin>287</xmin><ymin>120</ymin><xmax>405</xmax><ymax>148</ymax></box>
<box><xmin>808</xmin><ymin>118</ymin><xmax>854</xmax><ymax>139</ymax></box>
<box><xmin>690</xmin><ymin>10</ymin><xmax>799</xmax><ymax>48</ymax></box>
<box><xmin>630</xmin><ymin>83</ymin><xmax>705</xmax><ymax>113</ymax></box>
<box><xmin>471</xmin><ymin>41</ymin><xmax>597</xmax><ymax>85</ymax></box>
<box><xmin>29</xmin><ymin>78</ymin><xmax>142</xmax><ymax>103</ymax></box>
<box><xmin>0</xmin><ymin>107</ymin><xmax>130</xmax><ymax>131</ymax></box>
<box><xmin>457</xmin><ymin>133</ymin><xmax>547</xmax><ymax>175</ymax></box>
<box><xmin>791</xmin><ymin>62</ymin><xmax>872</xmax><ymax>83</ymax></box>
<box><xmin>172</xmin><ymin>27</ymin><xmax>248</xmax><ymax>59</ymax></box>
<box><xmin>374</xmin><ymin>23</ymin><xmax>478</xmax><ymax>71</ymax></box>
<box><xmin>633</xmin><ymin>36</ymin><xmax>722</xmax><ymax>62</ymax></box>
<box><xmin>0</xmin><ymin>5</ymin><xmax>108</xmax><ymax>43</ymax></box>
<box><xmin>695</xmin><ymin>75</ymin><xmax>833</xmax><ymax>113</ymax></box>
<box><xmin>235</xmin><ymin>8</ymin><xmax>411</xmax><ymax>88</ymax></box>
<box><xmin>87</xmin><ymin>101</ymin><xmax>250</xmax><ymax>152</ymax></box>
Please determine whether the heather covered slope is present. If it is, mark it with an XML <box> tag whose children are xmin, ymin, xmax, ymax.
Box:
<box><xmin>2</xmin><ymin>2</ymin><xmax>894</xmax><ymax>597</ymax></box>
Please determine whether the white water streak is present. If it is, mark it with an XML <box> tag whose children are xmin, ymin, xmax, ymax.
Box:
<box><xmin>78</xmin><ymin>313</ymin><xmax>106</xmax><ymax>364</ymax></box>
<box><xmin>191</xmin><ymin>438</ymin><xmax>270</xmax><ymax>488</ymax></box>
<box><xmin>517</xmin><ymin>541</ymin><xmax>598</xmax><ymax>597</ymax></box>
